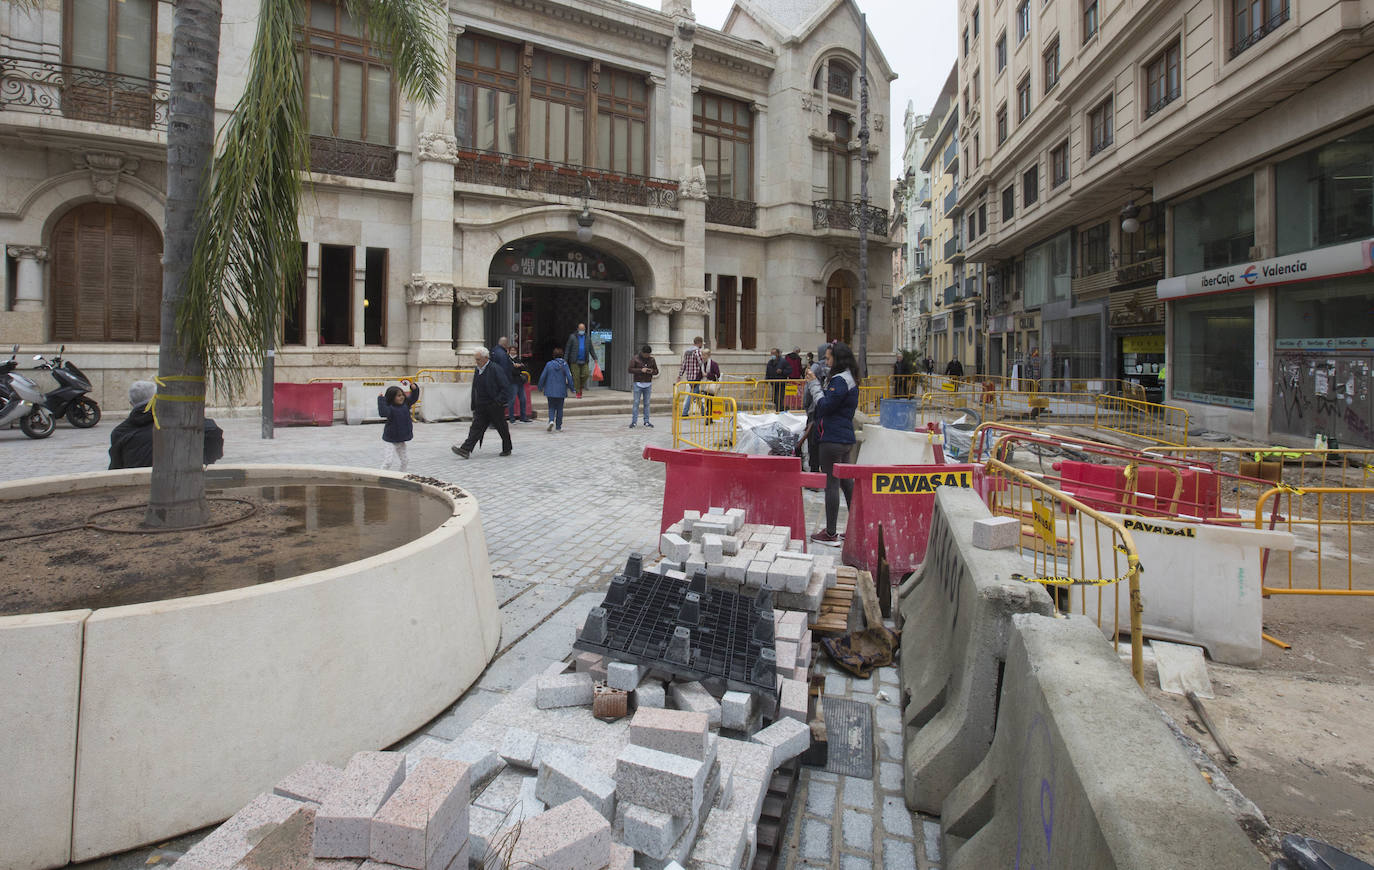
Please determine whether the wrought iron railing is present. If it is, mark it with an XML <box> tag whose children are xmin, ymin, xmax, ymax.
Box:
<box><xmin>0</xmin><ymin>55</ymin><xmax>168</xmax><ymax>131</ymax></box>
<box><xmin>309</xmin><ymin>135</ymin><xmax>397</xmax><ymax>182</ymax></box>
<box><xmin>454</xmin><ymin>149</ymin><xmax>679</xmax><ymax>210</ymax></box>
<box><xmin>1116</xmin><ymin>255</ymin><xmax>1163</xmax><ymax>284</ymax></box>
<box><xmin>811</xmin><ymin>199</ymin><xmax>889</xmax><ymax>235</ymax></box>
<box><xmin>1144</xmin><ymin>87</ymin><xmax>1179</xmax><ymax>118</ymax></box>
<box><xmin>705</xmin><ymin>195</ymin><xmax>757</xmax><ymax>228</ymax></box>
<box><xmin>943</xmin><ymin>284</ymin><xmax>957</xmax><ymax>305</ymax></box>
<box><xmin>943</xmin><ymin>185</ymin><xmax>960</xmax><ymax>213</ymax></box>
<box><xmin>1231</xmin><ymin>6</ymin><xmax>1290</xmax><ymax>58</ymax></box>
<box><xmin>964</xmin><ymin>275</ymin><xmax>979</xmax><ymax>297</ymax></box>
<box><xmin>918</xmin><ymin>182</ymin><xmax>931</xmax><ymax>205</ymax></box>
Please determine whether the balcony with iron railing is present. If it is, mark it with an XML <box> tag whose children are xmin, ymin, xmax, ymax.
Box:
<box><xmin>943</xmin><ymin>284</ymin><xmax>957</xmax><ymax>305</ymax></box>
<box><xmin>1231</xmin><ymin>5</ymin><xmax>1290</xmax><ymax>58</ymax></box>
<box><xmin>310</xmin><ymin>136</ymin><xmax>398</xmax><ymax>182</ymax></box>
<box><xmin>455</xmin><ymin>149</ymin><xmax>680</xmax><ymax>210</ymax></box>
<box><xmin>963</xmin><ymin>275</ymin><xmax>979</xmax><ymax>297</ymax></box>
<box><xmin>705</xmin><ymin>195</ymin><xmax>758</xmax><ymax>229</ymax></box>
<box><xmin>918</xmin><ymin>181</ymin><xmax>932</xmax><ymax>206</ymax></box>
<box><xmin>943</xmin><ymin>138</ymin><xmax>959</xmax><ymax>175</ymax></box>
<box><xmin>0</xmin><ymin>55</ymin><xmax>169</xmax><ymax>131</ymax></box>
<box><xmin>812</xmin><ymin>200</ymin><xmax>890</xmax><ymax>235</ymax></box>
<box><xmin>943</xmin><ymin>185</ymin><xmax>960</xmax><ymax>214</ymax></box>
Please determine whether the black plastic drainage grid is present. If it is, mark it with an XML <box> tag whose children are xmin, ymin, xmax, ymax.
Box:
<box><xmin>575</xmin><ymin>562</ymin><xmax>777</xmax><ymax>698</ymax></box>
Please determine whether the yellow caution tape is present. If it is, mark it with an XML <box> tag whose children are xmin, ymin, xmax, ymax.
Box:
<box><xmin>1012</xmin><ymin>570</ymin><xmax>1134</xmax><ymax>587</ymax></box>
<box><xmin>146</xmin><ymin>375</ymin><xmax>207</xmax><ymax>429</ymax></box>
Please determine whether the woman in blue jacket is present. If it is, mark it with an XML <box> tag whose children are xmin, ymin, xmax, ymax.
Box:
<box><xmin>538</xmin><ymin>346</ymin><xmax>576</xmax><ymax>432</ymax></box>
<box><xmin>805</xmin><ymin>341</ymin><xmax>859</xmax><ymax>543</ymax></box>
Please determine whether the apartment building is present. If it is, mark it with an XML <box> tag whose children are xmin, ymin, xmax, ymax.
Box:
<box><xmin>0</xmin><ymin>0</ymin><xmax>895</xmax><ymax>408</ymax></box>
<box><xmin>957</xmin><ymin>0</ymin><xmax>1374</xmax><ymax>445</ymax></box>
<box><xmin>920</xmin><ymin>64</ymin><xmax>972</xmax><ymax>370</ymax></box>
<box><xmin>892</xmin><ymin>104</ymin><xmax>932</xmax><ymax>354</ymax></box>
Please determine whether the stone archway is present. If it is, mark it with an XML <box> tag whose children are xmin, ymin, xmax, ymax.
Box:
<box><xmin>48</xmin><ymin>201</ymin><xmax>163</xmax><ymax>342</ymax></box>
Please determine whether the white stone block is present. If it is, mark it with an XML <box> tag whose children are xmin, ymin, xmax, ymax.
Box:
<box><xmin>702</xmin><ymin>533</ymin><xmax>724</xmax><ymax>562</ymax></box>
<box><xmin>720</xmin><ymin>691</ymin><xmax>755</xmax><ymax>732</ymax></box>
<box><xmin>670</xmin><ymin>681</ymin><xmax>722</xmax><ymax>727</ymax></box>
<box><xmin>505</xmin><ymin>797</ymin><xmax>609</xmax><ymax>870</ymax></box>
<box><xmin>750</xmin><ymin>717</ymin><xmax>811</xmax><ymax>769</ymax></box>
<box><xmin>440</xmin><ymin>741</ymin><xmax>502</xmax><ymax>787</ymax></box>
<box><xmin>499</xmin><ymin>727</ymin><xmax>539</xmax><ymax>769</ymax></box>
<box><xmin>618</xmin><ymin>802</ymin><xmax>687</xmax><ymax>861</ymax></box>
<box><xmin>607</xmin><ymin>661</ymin><xmax>646</xmax><ymax>692</ymax></box>
<box><xmin>721</xmin><ymin>535</ymin><xmax>740</xmax><ymax>556</ymax></box>
<box><xmin>314</xmin><ymin>752</ymin><xmax>407</xmax><ymax>858</ymax></box>
<box><xmin>535</xmin><ymin>671</ymin><xmax>594</xmax><ymax>709</ymax></box>
<box><xmin>615</xmin><ymin>745</ymin><xmax>711</xmax><ymax>818</ymax></box>
<box><xmin>973</xmin><ymin>515</ymin><xmax>1022</xmax><ymax>550</ymax></box>
<box><xmin>636</xmin><ymin>678</ymin><xmax>667</xmax><ymax>709</ymax></box>
<box><xmin>778</xmin><ymin>679</ymin><xmax>808</xmax><ymax>723</ymax></box>
<box><xmin>631</xmin><ymin>707</ymin><xmax>711</xmax><ymax>760</ymax></box>
<box><xmin>534</xmin><ymin>749</ymin><xmax>616</xmax><ymax>820</ymax></box>
<box><xmin>660</xmin><ymin>533</ymin><xmax>692</xmax><ymax>562</ymax></box>
<box><xmin>745</xmin><ymin>560</ymin><xmax>771</xmax><ymax>587</ymax></box>
<box><xmin>369</xmin><ymin>757</ymin><xmax>471</xmax><ymax>869</ymax></box>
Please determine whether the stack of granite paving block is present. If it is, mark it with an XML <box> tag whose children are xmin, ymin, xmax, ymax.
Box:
<box><xmin>171</xmin><ymin>751</ymin><xmax>473</xmax><ymax>870</ymax></box>
<box><xmin>660</xmin><ymin>507</ymin><xmax>838</xmax><ymax>615</ymax></box>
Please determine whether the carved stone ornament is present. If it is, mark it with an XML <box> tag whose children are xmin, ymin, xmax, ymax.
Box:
<box><xmin>646</xmin><ymin>73</ymin><xmax>666</xmax><ymax>89</ymax></box>
<box><xmin>405</xmin><ymin>275</ymin><xmax>455</xmax><ymax>305</ymax></box>
<box><xmin>682</xmin><ymin>295</ymin><xmax>712</xmax><ymax>314</ymax></box>
<box><xmin>5</xmin><ymin>245</ymin><xmax>48</xmax><ymax>262</ymax></box>
<box><xmin>675</xmin><ymin>16</ymin><xmax>697</xmax><ymax>40</ymax></box>
<box><xmin>455</xmin><ymin>287</ymin><xmax>500</xmax><ymax>307</ymax></box>
<box><xmin>672</xmin><ymin>45</ymin><xmax>693</xmax><ymax>76</ymax></box>
<box><xmin>416</xmin><ymin>132</ymin><xmax>459</xmax><ymax>165</ymax></box>
<box><xmin>73</xmin><ymin>151</ymin><xmax>140</xmax><ymax>203</ymax></box>
<box><xmin>634</xmin><ymin>296</ymin><xmax>684</xmax><ymax>315</ymax></box>
<box><xmin>678</xmin><ymin>165</ymin><xmax>708</xmax><ymax>201</ymax></box>
<box><xmin>801</xmin><ymin>94</ymin><xmax>818</xmax><ymax>113</ymax></box>
<box><xmin>874</xmin><ymin>114</ymin><xmax>885</xmax><ymax>132</ymax></box>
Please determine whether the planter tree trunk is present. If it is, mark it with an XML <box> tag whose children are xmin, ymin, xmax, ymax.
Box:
<box><xmin>148</xmin><ymin>0</ymin><xmax>221</xmax><ymax>528</ymax></box>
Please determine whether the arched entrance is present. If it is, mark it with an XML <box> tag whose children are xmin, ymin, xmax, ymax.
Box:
<box><xmin>824</xmin><ymin>270</ymin><xmax>855</xmax><ymax>345</ymax></box>
<box><xmin>49</xmin><ymin>202</ymin><xmax>162</xmax><ymax>341</ymax></box>
<box><xmin>482</xmin><ymin>237</ymin><xmax>637</xmax><ymax>390</ymax></box>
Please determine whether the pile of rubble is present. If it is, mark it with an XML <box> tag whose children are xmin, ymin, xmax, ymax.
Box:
<box><xmin>175</xmin><ymin>509</ymin><xmax>831</xmax><ymax>870</ymax></box>
<box><xmin>659</xmin><ymin>508</ymin><xmax>838</xmax><ymax>614</ymax></box>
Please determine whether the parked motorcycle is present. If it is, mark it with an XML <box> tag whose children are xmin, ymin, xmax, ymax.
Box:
<box><xmin>0</xmin><ymin>346</ymin><xmax>56</xmax><ymax>438</ymax></box>
<box><xmin>32</xmin><ymin>346</ymin><xmax>101</xmax><ymax>427</ymax></box>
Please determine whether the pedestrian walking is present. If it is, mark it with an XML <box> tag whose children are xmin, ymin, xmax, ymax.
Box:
<box><xmin>785</xmin><ymin>347</ymin><xmax>804</xmax><ymax>380</ymax></box>
<box><xmin>766</xmin><ymin>348</ymin><xmax>789</xmax><ymax>412</ymax></box>
<box><xmin>564</xmin><ymin>322</ymin><xmax>597</xmax><ymax>398</ymax></box>
<box><xmin>377</xmin><ymin>380</ymin><xmax>420</xmax><ymax>471</ymax></box>
<box><xmin>451</xmin><ymin>347</ymin><xmax>513</xmax><ymax>458</ymax></box>
<box><xmin>629</xmin><ymin>345</ymin><xmax>659</xmax><ymax>427</ymax></box>
<box><xmin>699</xmin><ymin>348</ymin><xmax>722</xmax><ymax>424</ymax></box>
<box><xmin>945</xmin><ymin>357</ymin><xmax>964</xmax><ymax>378</ymax></box>
<box><xmin>539</xmin><ymin>345</ymin><xmax>575</xmax><ymax>432</ymax></box>
<box><xmin>805</xmin><ymin>341</ymin><xmax>859</xmax><ymax>544</ymax></box>
<box><xmin>493</xmin><ymin>336</ymin><xmax>530</xmax><ymax>423</ymax></box>
<box><xmin>676</xmin><ymin>335</ymin><xmax>705</xmax><ymax>417</ymax></box>
<box><xmin>800</xmin><ymin>343</ymin><xmax>831</xmax><ymax>474</ymax></box>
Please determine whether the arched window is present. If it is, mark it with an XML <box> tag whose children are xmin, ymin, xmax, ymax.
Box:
<box><xmin>827</xmin><ymin>112</ymin><xmax>852</xmax><ymax>201</ymax></box>
<box><xmin>813</xmin><ymin>59</ymin><xmax>854</xmax><ymax>99</ymax></box>
<box><xmin>49</xmin><ymin>203</ymin><xmax>162</xmax><ymax>342</ymax></box>
<box><xmin>825</xmin><ymin>271</ymin><xmax>854</xmax><ymax>345</ymax></box>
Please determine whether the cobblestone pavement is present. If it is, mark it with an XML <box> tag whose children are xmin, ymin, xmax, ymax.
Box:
<box><xmin>2</xmin><ymin>411</ymin><xmax>938</xmax><ymax>869</ymax></box>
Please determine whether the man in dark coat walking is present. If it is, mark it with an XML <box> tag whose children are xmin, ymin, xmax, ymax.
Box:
<box><xmin>451</xmin><ymin>347</ymin><xmax>513</xmax><ymax>458</ymax></box>
<box><xmin>564</xmin><ymin>322</ymin><xmax>598</xmax><ymax>398</ymax></box>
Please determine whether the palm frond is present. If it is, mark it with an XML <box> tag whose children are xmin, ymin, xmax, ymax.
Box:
<box><xmin>177</xmin><ymin>0</ymin><xmax>447</xmax><ymax>396</ymax></box>
<box><xmin>346</xmin><ymin>0</ymin><xmax>449</xmax><ymax>106</ymax></box>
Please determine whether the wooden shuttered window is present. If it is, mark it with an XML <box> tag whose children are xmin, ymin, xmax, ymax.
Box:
<box><xmin>740</xmin><ymin>277</ymin><xmax>757</xmax><ymax>350</ymax></box>
<box><xmin>50</xmin><ymin>203</ymin><xmax>162</xmax><ymax>342</ymax></box>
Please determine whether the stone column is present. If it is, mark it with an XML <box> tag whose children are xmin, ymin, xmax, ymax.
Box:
<box><xmin>675</xmin><ymin>170</ymin><xmax>709</xmax><ymax>352</ymax></box>
<box><xmin>6</xmin><ymin>245</ymin><xmax>47</xmax><ymax>311</ymax></box>
<box><xmin>674</xmin><ymin>295</ymin><xmax>710</xmax><ymax>352</ymax></box>
<box><xmin>406</xmin><ymin>21</ymin><xmax>461</xmax><ymax>369</ymax></box>
<box><xmin>454</xmin><ymin>287</ymin><xmax>497</xmax><ymax>364</ymax></box>
<box><xmin>665</xmin><ymin>10</ymin><xmax>696</xmax><ymax>181</ymax></box>
<box><xmin>636</xmin><ymin>297</ymin><xmax>682</xmax><ymax>354</ymax></box>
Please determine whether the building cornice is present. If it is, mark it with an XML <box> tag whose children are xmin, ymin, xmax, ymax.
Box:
<box><xmin>693</xmin><ymin>40</ymin><xmax>776</xmax><ymax>78</ymax></box>
<box><xmin>495</xmin><ymin>0</ymin><xmax>675</xmax><ymax>48</ymax></box>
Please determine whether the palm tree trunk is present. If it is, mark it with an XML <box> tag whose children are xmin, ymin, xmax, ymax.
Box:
<box><xmin>147</xmin><ymin>0</ymin><xmax>222</xmax><ymax>528</ymax></box>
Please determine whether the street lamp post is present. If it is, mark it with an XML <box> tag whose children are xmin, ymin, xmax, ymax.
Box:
<box><xmin>856</xmin><ymin>13</ymin><xmax>870</xmax><ymax>378</ymax></box>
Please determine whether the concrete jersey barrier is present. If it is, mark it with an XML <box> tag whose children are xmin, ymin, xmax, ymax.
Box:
<box><xmin>899</xmin><ymin>487</ymin><xmax>1055</xmax><ymax>815</ymax></box>
<box><xmin>940</xmin><ymin>613</ymin><xmax>1263</xmax><ymax>870</ymax></box>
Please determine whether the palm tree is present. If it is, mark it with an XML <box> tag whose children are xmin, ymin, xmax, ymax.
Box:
<box><xmin>144</xmin><ymin>0</ymin><xmax>447</xmax><ymax>527</ymax></box>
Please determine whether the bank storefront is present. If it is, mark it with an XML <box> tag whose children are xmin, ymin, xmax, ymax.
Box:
<box><xmin>1159</xmin><ymin>238</ymin><xmax>1374</xmax><ymax>446</ymax></box>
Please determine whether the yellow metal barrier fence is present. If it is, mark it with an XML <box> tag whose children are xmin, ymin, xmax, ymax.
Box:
<box><xmin>982</xmin><ymin>457</ymin><xmax>1146</xmax><ymax>686</ymax></box>
<box><xmin>919</xmin><ymin>390</ymin><xmax>1190</xmax><ymax>446</ymax></box>
<box><xmin>1254</xmin><ymin>486</ymin><xmax>1374</xmax><ymax>595</ymax></box>
<box><xmin>1146</xmin><ymin>446</ymin><xmax>1374</xmax><ymax>515</ymax></box>
<box><xmin>1091</xmin><ymin>393</ymin><xmax>1190</xmax><ymax>446</ymax></box>
<box><xmin>672</xmin><ymin>383</ymin><xmax>738</xmax><ymax>450</ymax></box>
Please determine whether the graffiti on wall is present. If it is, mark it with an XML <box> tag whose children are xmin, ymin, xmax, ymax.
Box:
<box><xmin>1272</xmin><ymin>352</ymin><xmax>1374</xmax><ymax>447</ymax></box>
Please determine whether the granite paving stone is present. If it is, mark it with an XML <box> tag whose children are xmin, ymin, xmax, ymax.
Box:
<box><xmin>842</xmin><ymin>809</ymin><xmax>873</xmax><ymax>852</ymax></box>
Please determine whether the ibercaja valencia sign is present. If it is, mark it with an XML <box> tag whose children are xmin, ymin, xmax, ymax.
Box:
<box><xmin>872</xmin><ymin>471</ymin><xmax>972</xmax><ymax>494</ymax></box>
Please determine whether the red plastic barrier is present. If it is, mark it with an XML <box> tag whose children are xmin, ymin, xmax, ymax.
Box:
<box><xmin>833</xmin><ymin>463</ymin><xmax>978</xmax><ymax>574</ymax></box>
<box><xmin>273</xmin><ymin>382</ymin><xmax>340</xmax><ymax>426</ymax></box>
<box><xmin>643</xmin><ymin>446</ymin><xmax>826</xmax><ymax>544</ymax></box>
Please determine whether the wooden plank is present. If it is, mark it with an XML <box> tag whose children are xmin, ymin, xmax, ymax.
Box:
<box><xmin>855</xmin><ymin>570</ymin><xmax>883</xmax><ymax>629</ymax></box>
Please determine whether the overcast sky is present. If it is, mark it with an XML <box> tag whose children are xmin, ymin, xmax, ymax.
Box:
<box><xmin>626</xmin><ymin>0</ymin><xmax>958</xmax><ymax>178</ymax></box>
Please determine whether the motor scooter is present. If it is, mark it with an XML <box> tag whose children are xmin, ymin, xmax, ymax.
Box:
<box><xmin>0</xmin><ymin>345</ymin><xmax>56</xmax><ymax>438</ymax></box>
<box><xmin>32</xmin><ymin>345</ymin><xmax>101</xmax><ymax>427</ymax></box>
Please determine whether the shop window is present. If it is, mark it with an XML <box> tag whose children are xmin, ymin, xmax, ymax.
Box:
<box><xmin>49</xmin><ymin>202</ymin><xmax>161</xmax><ymax>342</ymax></box>
<box><xmin>319</xmin><ymin>244</ymin><xmax>353</xmax><ymax>345</ymax></box>
<box><xmin>1024</xmin><ymin>230</ymin><xmax>1071</xmax><ymax>308</ymax></box>
<box><xmin>716</xmin><ymin>275</ymin><xmax>737</xmax><ymax>350</ymax></box>
<box><xmin>1047</xmin><ymin>314</ymin><xmax>1103</xmax><ymax>379</ymax></box>
<box><xmin>300</xmin><ymin>0</ymin><xmax>394</xmax><ymax>145</ymax></box>
<box><xmin>1173</xmin><ymin>175</ymin><xmax>1254</xmax><ymax>273</ymax></box>
<box><xmin>740</xmin><ymin>278</ymin><xmax>758</xmax><ymax>350</ymax></box>
<box><xmin>364</xmin><ymin>247</ymin><xmax>386</xmax><ymax>345</ymax></box>
<box><xmin>1275</xmin><ymin>124</ymin><xmax>1374</xmax><ymax>255</ymax></box>
<box><xmin>599</xmin><ymin>68</ymin><xmax>649</xmax><ymax>177</ymax></box>
<box><xmin>1089</xmin><ymin>96</ymin><xmax>1114</xmax><ymax>156</ymax></box>
<box><xmin>455</xmin><ymin>32</ymin><xmax>519</xmax><ymax>154</ymax></box>
<box><xmin>1275</xmin><ymin>278</ymin><xmax>1374</xmax><ymax>347</ymax></box>
<box><xmin>1051</xmin><ymin>140</ymin><xmax>1069</xmax><ymax>187</ymax></box>
<box><xmin>1172</xmin><ymin>295</ymin><xmax>1254</xmax><ymax>408</ymax></box>
<box><xmin>1080</xmin><ymin>221</ymin><xmax>1110</xmax><ymax>274</ymax></box>
<box><xmin>693</xmin><ymin>93</ymin><xmax>753</xmax><ymax>201</ymax></box>
<box><xmin>283</xmin><ymin>242</ymin><xmax>307</xmax><ymax>345</ymax></box>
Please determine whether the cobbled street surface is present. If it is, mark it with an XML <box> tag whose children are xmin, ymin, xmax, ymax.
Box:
<box><xmin>1</xmin><ymin>410</ymin><xmax>939</xmax><ymax>870</ymax></box>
